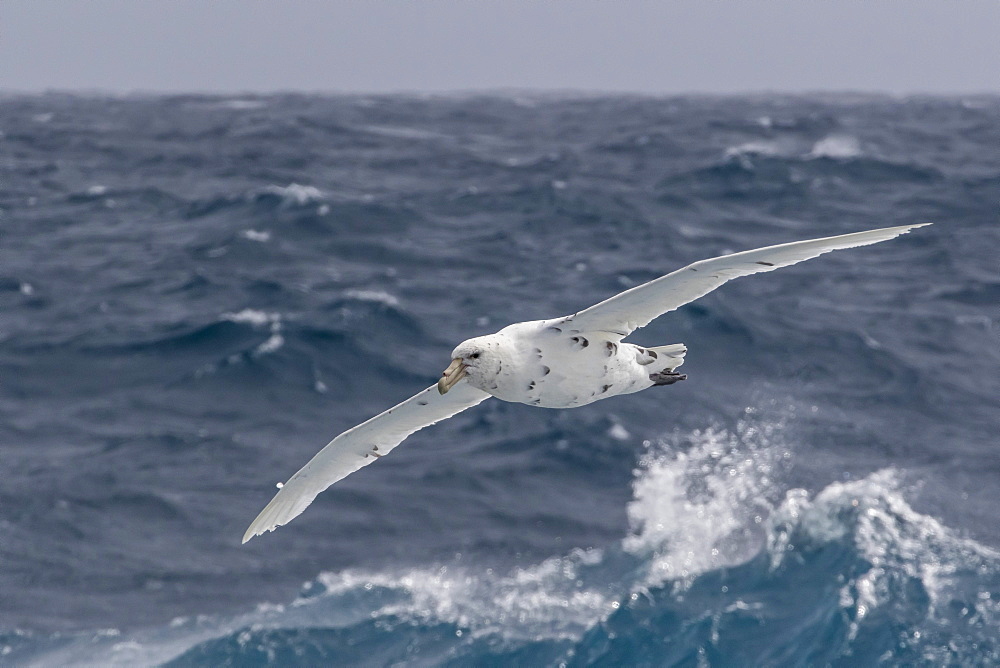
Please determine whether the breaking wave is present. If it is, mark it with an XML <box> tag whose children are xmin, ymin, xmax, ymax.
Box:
<box><xmin>12</xmin><ymin>419</ymin><xmax>999</xmax><ymax>666</ymax></box>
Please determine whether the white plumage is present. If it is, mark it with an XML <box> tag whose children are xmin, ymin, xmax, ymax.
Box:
<box><xmin>243</xmin><ymin>223</ymin><xmax>929</xmax><ymax>543</ymax></box>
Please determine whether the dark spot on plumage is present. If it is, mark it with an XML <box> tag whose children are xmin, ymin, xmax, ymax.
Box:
<box><xmin>570</xmin><ymin>335</ymin><xmax>589</xmax><ymax>348</ymax></box>
<box><xmin>636</xmin><ymin>346</ymin><xmax>658</xmax><ymax>365</ymax></box>
<box><xmin>541</xmin><ymin>365</ymin><xmax>550</xmax><ymax>375</ymax></box>
<box><xmin>756</xmin><ymin>261</ymin><xmax>775</xmax><ymax>266</ymax></box>
<box><xmin>528</xmin><ymin>381</ymin><xmax>535</xmax><ymax>391</ymax></box>
<box><xmin>532</xmin><ymin>398</ymin><xmax>542</xmax><ymax>405</ymax></box>
<box><xmin>601</xmin><ymin>384</ymin><xmax>612</xmax><ymax>393</ymax></box>
<box><xmin>418</xmin><ymin>400</ymin><xmax>428</xmax><ymax>406</ymax></box>
<box><xmin>548</xmin><ymin>326</ymin><xmax>562</xmax><ymax>333</ymax></box>
<box><xmin>689</xmin><ymin>267</ymin><xmax>698</xmax><ymax>271</ymax></box>
<box><xmin>605</xmin><ymin>341</ymin><xmax>618</xmax><ymax>357</ymax></box>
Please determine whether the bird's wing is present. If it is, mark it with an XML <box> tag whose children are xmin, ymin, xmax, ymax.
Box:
<box><xmin>243</xmin><ymin>380</ymin><xmax>490</xmax><ymax>543</ymax></box>
<box><xmin>567</xmin><ymin>224</ymin><xmax>929</xmax><ymax>338</ymax></box>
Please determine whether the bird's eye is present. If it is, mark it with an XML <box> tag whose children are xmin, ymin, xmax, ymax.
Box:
<box><xmin>470</xmin><ymin>352</ymin><xmax>480</xmax><ymax>359</ymax></box>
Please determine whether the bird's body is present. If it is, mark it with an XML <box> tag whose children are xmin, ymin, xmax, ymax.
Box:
<box><xmin>243</xmin><ymin>223</ymin><xmax>929</xmax><ymax>543</ymax></box>
<box><xmin>454</xmin><ymin>319</ymin><xmax>686</xmax><ymax>409</ymax></box>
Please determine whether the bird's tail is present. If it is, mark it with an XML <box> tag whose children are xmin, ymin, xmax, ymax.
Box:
<box><xmin>649</xmin><ymin>343</ymin><xmax>686</xmax><ymax>371</ymax></box>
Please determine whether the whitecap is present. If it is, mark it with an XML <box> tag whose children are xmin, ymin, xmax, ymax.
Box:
<box><xmin>311</xmin><ymin>546</ymin><xmax>612</xmax><ymax>641</ymax></box>
<box><xmin>239</xmin><ymin>229</ymin><xmax>271</xmax><ymax>243</ymax></box>
<box><xmin>607</xmin><ymin>423</ymin><xmax>630</xmax><ymax>441</ymax></box>
<box><xmin>808</xmin><ymin>135</ymin><xmax>862</xmax><ymax>159</ymax></box>
<box><xmin>343</xmin><ymin>289</ymin><xmax>400</xmax><ymax>307</ymax></box>
<box><xmin>623</xmin><ymin>420</ymin><xmax>786</xmax><ymax>584</ymax></box>
<box><xmin>767</xmin><ymin>469</ymin><xmax>1000</xmax><ymax>644</ymax></box>
<box><xmin>254</xmin><ymin>333</ymin><xmax>285</xmax><ymax>356</ymax></box>
<box><xmin>724</xmin><ymin>141</ymin><xmax>780</xmax><ymax>160</ymax></box>
<box><xmin>255</xmin><ymin>183</ymin><xmax>324</xmax><ymax>207</ymax></box>
<box><xmin>220</xmin><ymin>309</ymin><xmax>285</xmax><ymax>356</ymax></box>
<box><xmin>221</xmin><ymin>309</ymin><xmax>279</xmax><ymax>327</ymax></box>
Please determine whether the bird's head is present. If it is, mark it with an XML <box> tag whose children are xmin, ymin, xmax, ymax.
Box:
<box><xmin>438</xmin><ymin>335</ymin><xmax>504</xmax><ymax>394</ymax></box>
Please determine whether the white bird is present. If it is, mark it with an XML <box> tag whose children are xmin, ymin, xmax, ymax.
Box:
<box><xmin>243</xmin><ymin>223</ymin><xmax>929</xmax><ymax>543</ymax></box>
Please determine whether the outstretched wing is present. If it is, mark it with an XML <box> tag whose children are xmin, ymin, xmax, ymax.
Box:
<box><xmin>243</xmin><ymin>381</ymin><xmax>490</xmax><ymax>543</ymax></box>
<box><xmin>567</xmin><ymin>224</ymin><xmax>929</xmax><ymax>338</ymax></box>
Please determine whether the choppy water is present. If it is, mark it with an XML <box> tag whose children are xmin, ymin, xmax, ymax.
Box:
<box><xmin>1</xmin><ymin>93</ymin><xmax>998</xmax><ymax>666</ymax></box>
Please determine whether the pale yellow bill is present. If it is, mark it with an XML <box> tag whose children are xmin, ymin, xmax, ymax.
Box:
<box><xmin>437</xmin><ymin>358</ymin><xmax>467</xmax><ymax>394</ymax></box>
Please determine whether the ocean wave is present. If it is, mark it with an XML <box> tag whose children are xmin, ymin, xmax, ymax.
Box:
<box><xmin>219</xmin><ymin>309</ymin><xmax>285</xmax><ymax>357</ymax></box>
<box><xmin>94</xmin><ymin>310</ymin><xmax>290</xmax><ymax>368</ymax></box>
<box><xmin>723</xmin><ymin>140</ymin><xmax>782</xmax><ymax>160</ymax></box>
<box><xmin>624</xmin><ymin>420</ymin><xmax>787</xmax><ymax>585</ymax></box>
<box><xmin>252</xmin><ymin>183</ymin><xmax>325</xmax><ymax>207</ymax></box>
<box><xmin>359</xmin><ymin>125</ymin><xmax>451</xmax><ymax>142</ymax></box>
<box><xmin>216</xmin><ymin>99</ymin><xmax>266</xmax><ymax>111</ymax></box>
<box><xmin>180</xmin><ymin>184</ymin><xmax>325</xmax><ymax>221</ymax></box>
<box><xmin>17</xmin><ymin>418</ymin><xmax>999</xmax><ymax>666</ymax></box>
<box><xmin>103</xmin><ymin>320</ymin><xmax>258</xmax><ymax>355</ymax></box>
<box><xmin>5</xmin><ymin>93</ymin><xmax>997</xmax><ymax>665</ymax></box>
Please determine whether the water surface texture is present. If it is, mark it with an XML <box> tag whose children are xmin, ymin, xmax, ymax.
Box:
<box><xmin>1</xmin><ymin>94</ymin><xmax>998</xmax><ymax>666</ymax></box>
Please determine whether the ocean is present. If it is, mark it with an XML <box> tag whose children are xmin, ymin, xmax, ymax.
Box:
<box><xmin>1</xmin><ymin>92</ymin><xmax>998</xmax><ymax>666</ymax></box>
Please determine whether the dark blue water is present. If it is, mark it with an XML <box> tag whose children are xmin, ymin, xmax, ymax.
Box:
<box><xmin>1</xmin><ymin>93</ymin><xmax>998</xmax><ymax>666</ymax></box>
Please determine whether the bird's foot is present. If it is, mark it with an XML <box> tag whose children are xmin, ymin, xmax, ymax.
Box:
<box><xmin>649</xmin><ymin>371</ymin><xmax>687</xmax><ymax>386</ymax></box>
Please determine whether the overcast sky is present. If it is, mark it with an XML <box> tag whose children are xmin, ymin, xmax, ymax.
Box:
<box><xmin>2</xmin><ymin>1</ymin><xmax>999</xmax><ymax>95</ymax></box>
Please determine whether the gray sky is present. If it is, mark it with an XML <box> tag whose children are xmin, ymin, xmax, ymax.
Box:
<box><xmin>2</xmin><ymin>1</ymin><xmax>999</xmax><ymax>94</ymax></box>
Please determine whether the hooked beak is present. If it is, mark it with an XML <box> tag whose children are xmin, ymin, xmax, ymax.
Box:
<box><xmin>437</xmin><ymin>358</ymin><xmax>467</xmax><ymax>394</ymax></box>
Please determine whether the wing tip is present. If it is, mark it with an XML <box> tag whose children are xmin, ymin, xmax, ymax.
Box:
<box><xmin>828</xmin><ymin>222</ymin><xmax>931</xmax><ymax>250</ymax></box>
<box><xmin>869</xmin><ymin>222</ymin><xmax>933</xmax><ymax>243</ymax></box>
<box><xmin>242</xmin><ymin>512</ymin><xmax>278</xmax><ymax>544</ymax></box>
<box><xmin>241</xmin><ymin>486</ymin><xmax>306</xmax><ymax>544</ymax></box>
<box><xmin>241</xmin><ymin>522</ymin><xmax>272</xmax><ymax>544</ymax></box>
<box><xmin>895</xmin><ymin>222</ymin><xmax>932</xmax><ymax>233</ymax></box>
